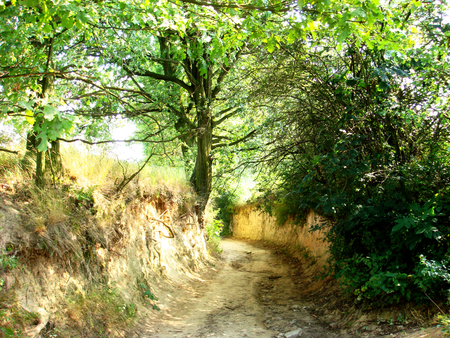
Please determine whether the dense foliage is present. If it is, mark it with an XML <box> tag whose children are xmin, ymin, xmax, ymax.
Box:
<box><xmin>254</xmin><ymin>25</ymin><xmax>450</xmax><ymax>302</ymax></box>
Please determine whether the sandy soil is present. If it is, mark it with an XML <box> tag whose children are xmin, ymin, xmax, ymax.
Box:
<box><xmin>130</xmin><ymin>239</ymin><xmax>444</xmax><ymax>338</ymax></box>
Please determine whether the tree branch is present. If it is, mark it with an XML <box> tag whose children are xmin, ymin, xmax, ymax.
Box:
<box><xmin>57</xmin><ymin>131</ymin><xmax>190</xmax><ymax>145</ymax></box>
<box><xmin>212</xmin><ymin>130</ymin><xmax>256</xmax><ymax>150</ymax></box>
<box><xmin>0</xmin><ymin>148</ymin><xmax>19</xmax><ymax>155</ymax></box>
<box><xmin>213</xmin><ymin>107</ymin><xmax>241</xmax><ymax>127</ymax></box>
<box><xmin>125</xmin><ymin>66</ymin><xmax>194</xmax><ymax>93</ymax></box>
<box><xmin>167</xmin><ymin>0</ymin><xmax>293</xmax><ymax>12</ymax></box>
<box><xmin>211</xmin><ymin>49</ymin><xmax>243</xmax><ymax>99</ymax></box>
<box><xmin>116</xmin><ymin>151</ymin><xmax>154</xmax><ymax>192</ymax></box>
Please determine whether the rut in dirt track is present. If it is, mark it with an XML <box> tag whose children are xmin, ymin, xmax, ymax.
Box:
<box><xmin>132</xmin><ymin>238</ymin><xmax>344</xmax><ymax>338</ymax></box>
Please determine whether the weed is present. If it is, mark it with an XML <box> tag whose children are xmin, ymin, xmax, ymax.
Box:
<box><xmin>41</xmin><ymin>325</ymin><xmax>60</xmax><ymax>338</ymax></box>
<box><xmin>0</xmin><ymin>248</ymin><xmax>18</xmax><ymax>272</ymax></box>
<box><xmin>0</xmin><ymin>246</ymin><xmax>18</xmax><ymax>293</ymax></box>
<box><xmin>0</xmin><ymin>294</ymin><xmax>40</xmax><ymax>338</ymax></box>
<box><xmin>138</xmin><ymin>281</ymin><xmax>160</xmax><ymax>311</ymax></box>
<box><xmin>294</xmin><ymin>245</ymin><xmax>317</xmax><ymax>263</ymax></box>
<box><xmin>65</xmin><ymin>282</ymin><xmax>137</xmax><ymax>335</ymax></box>
<box><xmin>438</xmin><ymin>314</ymin><xmax>450</xmax><ymax>336</ymax></box>
<box><xmin>72</xmin><ymin>186</ymin><xmax>95</xmax><ymax>204</ymax></box>
<box><xmin>397</xmin><ymin>313</ymin><xmax>409</xmax><ymax>325</ymax></box>
<box><xmin>213</xmin><ymin>190</ymin><xmax>238</xmax><ymax>236</ymax></box>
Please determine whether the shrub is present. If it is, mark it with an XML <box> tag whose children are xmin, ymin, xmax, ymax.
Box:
<box><xmin>213</xmin><ymin>190</ymin><xmax>239</xmax><ymax>236</ymax></box>
<box><xmin>205</xmin><ymin>219</ymin><xmax>223</xmax><ymax>255</ymax></box>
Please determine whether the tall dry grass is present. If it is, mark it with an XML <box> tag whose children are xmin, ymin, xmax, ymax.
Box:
<box><xmin>0</xmin><ymin>150</ymin><xmax>33</xmax><ymax>191</ymax></box>
<box><xmin>0</xmin><ymin>144</ymin><xmax>193</xmax><ymax>258</ymax></box>
<box><xmin>61</xmin><ymin>145</ymin><xmax>190</xmax><ymax>194</ymax></box>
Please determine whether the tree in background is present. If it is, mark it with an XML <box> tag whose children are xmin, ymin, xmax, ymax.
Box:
<box><xmin>0</xmin><ymin>0</ymin><xmax>106</xmax><ymax>185</ymax></box>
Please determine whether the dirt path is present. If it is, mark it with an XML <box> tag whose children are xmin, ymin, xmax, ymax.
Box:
<box><xmin>132</xmin><ymin>239</ymin><xmax>346</xmax><ymax>338</ymax></box>
<box><xmin>131</xmin><ymin>238</ymin><xmax>444</xmax><ymax>338</ymax></box>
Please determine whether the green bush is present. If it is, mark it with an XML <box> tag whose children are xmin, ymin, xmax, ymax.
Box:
<box><xmin>319</xmin><ymin>148</ymin><xmax>450</xmax><ymax>304</ymax></box>
<box><xmin>213</xmin><ymin>191</ymin><xmax>238</xmax><ymax>236</ymax></box>
<box><xmin>259</xmin><ymin>45</ymin><xmax>450</xmax><ymax>305</ymax></box>
<box><xmin>205</xmin><ymin>219</ymin><xmax>223</xmax><ymax>254</ymax></box>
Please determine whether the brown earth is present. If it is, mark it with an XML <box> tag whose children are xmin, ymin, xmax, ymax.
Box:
<box><xmin>129</xmin><ymin>239</ymin><xmax>444</xmax><ymax>338</ymax></box>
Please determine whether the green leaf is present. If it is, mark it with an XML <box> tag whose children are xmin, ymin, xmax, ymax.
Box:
<box><xmin>379</xmin><ymin>81</ymin><xmax>390</xmax><ymax>90</ymax></box>
<box><xmin>43</xmin><ymin>23</ymin><xmax>53</xmax><ymax>33</ymax></box>
<box><xmin>287</xmin><ymin>29</ymin><xmax>297</xmax><ymax>44</ymax></box>
<box><xmin>76</xmin><ymin>11</ymin><xmax>90</xmax><ymax>24</ymax></box>
<box><xmin>36</xmin><ymin>132</ymin><xmax>48</xmax><ymax>152</ymax></box>
<box><xmin>338</xmin><ymin>25</ymin><xmax>351</xmax><ymax>42</ymax></box>
<box><xmin>61</xmin><ymin>119</ymin><xmax>73</xmax><ymax>133</ymax></box>
<box><xmin>19</xmin><ymin>100</ymin><xmax>34</xmax><ymax>110</ymax></box>
<box><xmin>267</xmin><ymin>40</ymin><xmax>275</xmax><ymax>53</ymax></box>
<box><xmin>62</xmin><ymin>15</ymin><xmax>74</xmax><ymax>29</ymax></box>
<box><xmin>392</xmin><ymin>216</ymin><xmax>415</xmax><ymax>233</ymax></box>
<box><xmin>43</xmin><ymin>105</ymin><xmax>59</xmax><ymax>120</ymax></box>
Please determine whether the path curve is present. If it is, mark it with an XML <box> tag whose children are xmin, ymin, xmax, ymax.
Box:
<box><xmin>134</xmin><ymin>238</ymin><xmax>344</xmax><ymax>338</ymax></box>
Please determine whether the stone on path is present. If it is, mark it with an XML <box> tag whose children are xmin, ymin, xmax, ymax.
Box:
<box><xmin>284</xmin><ymin>328</ymin><xmax>302</xmax><ymax>338</ymax></box>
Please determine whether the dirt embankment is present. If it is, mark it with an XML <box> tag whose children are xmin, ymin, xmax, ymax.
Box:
<box><xmin>227</xmin><ymin>206</ymin><xmax>445</xmax><ymax>338</ymax></box>
<box><xmin>231</xmin><ymin>207</ymin><xmax>329</xmax><ymax>263</ymax></box>
<box><xmin>0</xmin><ymin>183</ymin><xmax>212</xmax><ymax>337</ymax></box>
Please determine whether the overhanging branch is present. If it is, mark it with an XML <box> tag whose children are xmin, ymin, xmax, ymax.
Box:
<box><xmin>0</xmin><ymin>148</ymin><xmax>19</xmax><ymax>155</ymax></box>
<box><xmin>213</xmin><ymin>107</ymin><xmax>241</xmax><ymax>127</ymax></box>
<box><xmin>57</xmin><ymin>131</ymin><xmax>191</xmax><ymax>145</ymax></box>
<box><xmin>212</xmin><ymin>130</ymin><xmax>256</xmax><ymax>150</ymax></box>
<box><xmin>168</xmin><ymin>0</ymin><xmax>293</xmax><ymax>12</ymax></box>
<box><xmin>124</xmin><ymin>66</ymin><xmax>194</xmax><ymax>94</ymax></box>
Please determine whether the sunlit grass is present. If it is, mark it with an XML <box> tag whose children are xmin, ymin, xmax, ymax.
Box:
<box><xmin>140</xmin><ymin>165</ymin><xmax>189</xmax><ymax>190</ymax></box>
<box><xmin>0</xmin><ymin>143</ymin><xmax>194</xmax><ymax>257</ymax></box>
<box><xmin>61</xmin><ymin>146</ymin><xmax>118</xmax><ymax>187</ymax></box>
<box><xmin>61</xmin><ymin>145</ymin><xmax>190</xmax><ymax>193</ymax></box>
<box><xmin>0</xmin><ymin>149</ymin><xmax>34</xmax><ymax>192</ymax></box>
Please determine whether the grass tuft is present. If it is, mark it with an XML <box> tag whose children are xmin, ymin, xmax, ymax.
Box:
<box><xmin>65</xmin><ymin>282</ymin><xmax>137</xmax><ymax>336</ymax></box>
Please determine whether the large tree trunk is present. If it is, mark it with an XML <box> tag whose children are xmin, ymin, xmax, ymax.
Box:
<box><xmin>21</xmin><ymin>131</ymin><xmax>37</xmax><ymax>170</ymax></box>
<box><xmin>34</xmin><ymin>38</ymin><xmax>56</xmax><ymax>187</ymax></box>
<box><xmin>48</xmin><ymin>140</ymin><xmax>63</xmax><ymax>178</ymax></box>
<box><xmin>193</xmin><ymin>105</ymin><xmax>213</xmax><ymax>227</ymax></box>
<box><xmin>175</xmin><ymin>117</ymin><xmax>196</xmax><ymax>177</ymax></box>
<box><xmin>35</xmin><ymin>150</ymin><xmax>46</xmax><ymax>188</ymax></box>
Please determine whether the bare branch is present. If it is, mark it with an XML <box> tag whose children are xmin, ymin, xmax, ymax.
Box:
<box><xmin>212</xmin><ymin>130</ymin><xmax>256</xmax><ymax>150</ymax></box>
<box><xmin>0</xmin><ymin>148</ymin><xmax>19</xmax><ymax>155</ymax></box>
<box><xmin>116</xmin><ymin>151</ymin><xmax>155</xmax><ymax>192</ymax></box>
<box><xmin>149</xmin><ymin>218</ymin><xmax>175</xmax><ymax>238</ymax></box>
<box><xmin>213</xmin><ymin>107</ymin><xmax>241</xmax><ymax>127</ymax></box>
